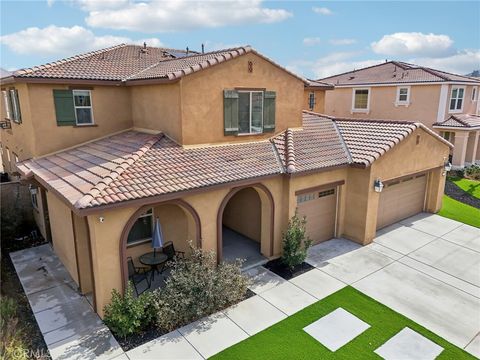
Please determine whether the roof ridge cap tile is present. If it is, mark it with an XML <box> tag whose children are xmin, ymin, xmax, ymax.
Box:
<box><xmin>317</xmin><ymin>60</ymin><xmax>389</xmax><ymax>81</ymax></box>
<box><xmin>285</xmin><ymin>129</ymin><xmax>296</xmax><ymax>173</ymax></box>
<box><xmin>74</xmin><ymin>133</ymin><xmax>163</xmax><ymax>209</ymax></box>
<box><xmin>331</xmin><ymin>120</ymin><xmax>353</xmax><ymax>164</ymax></box>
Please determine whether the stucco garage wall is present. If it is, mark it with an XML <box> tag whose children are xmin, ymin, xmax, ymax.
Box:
<box><xmin>72</xmin><ymin>214</ymin><xmax>93</xmax><ymax>294</ymax></box>
<box><xmin>46</xmin><ymin>192</ymin><xmax>79</xmax><ymax>285</ymax></box>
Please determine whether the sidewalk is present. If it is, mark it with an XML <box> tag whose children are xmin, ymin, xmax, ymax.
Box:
<box><xmin>10</xmin><ymin>244</ymin><xmax>125</xmax><ymax>360</ymax></box>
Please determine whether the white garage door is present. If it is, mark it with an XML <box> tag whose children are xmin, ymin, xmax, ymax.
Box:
<box><xmin>297</xmin><ymin>188</ymin><xmax>337</xmax><ymax>244</ymax></box>
<box><xmin>377</xmin><ymin>174</ymin><xmax>427</xmax><ymax>230</ymax></box>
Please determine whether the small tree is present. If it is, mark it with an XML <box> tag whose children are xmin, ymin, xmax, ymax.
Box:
<box><xmin>281</xmin><ymin>211</ymin><xmax>312</xmax><ymax>270</ymax></box>
<box><xmin>103</xmin><ymin>283</ymin><xmax>154</xmax><ymax>338</ymax></box>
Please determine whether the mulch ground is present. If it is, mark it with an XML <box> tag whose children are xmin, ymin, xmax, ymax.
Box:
<box><xmin>264</xmin><ymin>258</ymin><xmax>314</xmax><ymax>280</ymax></box>
<box><xmin>445</xmin><ymin>180</ymin><xmax>480</xmax><ymax>209</ymax></box>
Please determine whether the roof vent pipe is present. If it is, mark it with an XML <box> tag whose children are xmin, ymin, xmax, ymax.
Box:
<box><xmin>201</xmin><ymin>43</ymin><xmax>205</xmax><ymax>54</ymax></box>
<box><xmin>143</xmin><ymin>42</ymin><xmax>147</xmax><ymax>49</ymax></box>
<box><xmin>186</xmin><ymin>46</ymin><xmax>189</xmax><ymax>55</ymax></box>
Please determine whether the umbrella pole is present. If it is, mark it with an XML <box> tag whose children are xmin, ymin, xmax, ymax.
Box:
<box><xmin>154</xmin><ymin>248</ymin><xmax>156</xmax><ymax>258</ymax></box>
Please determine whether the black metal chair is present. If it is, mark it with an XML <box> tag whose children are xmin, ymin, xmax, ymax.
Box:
<box><xmin>127</xmin><ymin>257</ymin><xmax>151</xmax><ymax>296</ymax></box>
<box><xmin>163</xmin><ymin>241</ymin><xmax>185</xmax><ymax>261</ymax></box>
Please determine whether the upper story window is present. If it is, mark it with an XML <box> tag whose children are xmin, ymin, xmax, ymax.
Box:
<box><xmin>223</xmin><ymin>89</ymin><xmax>276</xmax><ymax>136</ymax></box>
<box><xmin>308</xmin><ymin>92</ymin><xmax>315</xmax><ymax>111</ymax></box>
<box><xmin>396</xmin><ymin>86</ymin><xmax>410</xmax><ymax>106</ymax></box>
<box><xmin>2</xmin><ymin>89</ymin><xmax>22</xmax><ymax>123</ymax></box>
<box><xmin>352</xmin><ymin>88</ymin><xmax>370</xmax><ymax>112</ymax></box>
<box><xmin>238</xmin><ymin>91</ymin><xmax>263</xmax><ymax>134</ymax></box>
<box><xmin>472</xmin><ymin>87</ymin><xmax>478</xmax><ymax>101</ymax></box>
<box><xmin>449</xmin><ymin>86</ymin><xmax>465</xmax><ymax>112</ymax></box>
<box><xmin>73</xmin><ymin>90</ymin><xmax>94</xmax><ymax>125</ymax></box>
<box><xmin>53</xmin><ymin>89</ymin><xmax>94</xmax><ymax>126</ymax></box>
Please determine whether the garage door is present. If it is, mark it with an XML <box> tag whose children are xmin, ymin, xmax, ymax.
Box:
<box><xmin>297</xmin><ymin>188</ymin><xmax>337</xmax><ymax>244</ymax></box>
<box><xmin>377</xmin><ymin>174</ymin><xmax>427</xmax><ymax>230</ymax></box>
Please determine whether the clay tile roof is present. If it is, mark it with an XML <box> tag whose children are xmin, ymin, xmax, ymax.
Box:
<box><xmin>319</xmin><ymin>61</ymin><xmax>480</xmax><ymax>86</ymax></box>
<box><xmin>304</xmin><ymin>79</ymin><xmax>334</xmax><ymax>90</ymax></box>
<box><xmin>433</xmin><ymin>114</ymin><xmax>480</xmax><ymax>129</ymax></box>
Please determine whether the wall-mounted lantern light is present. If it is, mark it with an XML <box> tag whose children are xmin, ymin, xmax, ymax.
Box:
<box><xmin>28</xmin><ymin>185</ymin><xmax>37</xmax><ymax>195</ymax></box>
<box><xmin>374</xmin><ymin>179</ymin><xmax>384</xmax><ymax>193</ymax></box>
<box><xmin>99</xmin><ymin>216</ymin><xmax>105</xmax><ymax>223</ymax></box>
<box><xmin>443</xmin><ymin>161</ymin><xmax>452</xmax><ymax>176</ymax></box>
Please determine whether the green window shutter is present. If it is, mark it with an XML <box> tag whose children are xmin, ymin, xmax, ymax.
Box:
<box><xmin>12</xmin><ymin>89</ymin><xmax>21</xmax><ymax>123</ymax></box>
<box><xmin>224</xmin><ymin>90</ymin><xmax>239</xmax><ymax>135</ymax></box>
<box><xmin>263</xmin><ymin>91</ymin><xmax>276</xmax><ymax>132</ymax></box>
<box><xmin>53</xmin><ymin>90</ymin><xmax>75</xmax><ymax>126</ymax></box>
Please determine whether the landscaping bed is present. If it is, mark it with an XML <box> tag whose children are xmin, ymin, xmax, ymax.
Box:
<box><xmin>264</xmin><ymin>258</ymin><xmax>314</xmax><ymax>280</ymax></box>
<box><xmin>445</xmin><ymin>178</ymin><xmax>480</xmax><ymax>208</ymax></box>
<box><xmin>211</xmin><ymin>286</ymin><xmax>475</xmax><ymax>360</ymax></box>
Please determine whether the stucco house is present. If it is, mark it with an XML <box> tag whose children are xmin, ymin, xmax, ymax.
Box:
<box><xmin>320</xmin><ymin>61</ymin><xmax>480</xmax><ymax>168</ymax></box>
<box><xmin>1</xmin><ymin>45</ymin><xmax>451</xmax><ymax>316</ymax></box>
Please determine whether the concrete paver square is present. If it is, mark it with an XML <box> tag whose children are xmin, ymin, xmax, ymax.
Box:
<box><xmin>374</xmin><ymin>224</ymin><xmax>436</xmax><ymax>254</ymax></box>
<box><xmin>316</xmin><ymin>246</ymin><xmax>394</xmax><ymax>284</ymax></box>
<box><xmin>289</xmin><ymin>269</ymin><xmax>345</xmax><ymax>300</ymax></box>
<box><xmin>127</xmin><ymin>330</ymin><xmax>202</xmax><ymax>360</ymax></box>
<box><xmin>178</xmin><ymin>312</ymin><xmax>248</xmax><ymax>358</ymax></box>
<box><xmin>400</xmin><ymin>213</ymin><xmax>462</xmax><ymax>237</ymax></box>
<box><xmin>374</xmin><ymin>327</ymin><xmax>443</xmax><ymax>360</ymax></box>
<box><xmin>224</xmin><ymin>295</ymin><xmax>287</xmax><ymax>335</ymax></box>
<box><xmin>245</xmin><ymin>266</ymin><xmax>285</xmax><ymax>294</ymax></box>
<box><xmin>306</xmin><ymin>238</ymin><xmax>362</xmax><ymax>267</ymax></box>
<box><xmin>408</xmin><ymin>238</ymin><xmax>480</xmax><ymax>286</ymax></box>
<box><xmin>465</xmin><ymin>333</ymin><xmax>480</xmax><ymax>358</ymax></box>
<box><xmin>303</xmin><ymin>308</ymin><xmax>370</xmax><ymax>351</ymax></box>
<box><xmin>43</xmin><ymin>313</ymin><xmax>104</xmax><ymax>346</ymax></box>
<box><xmin>442</xmin><ymin>224</ymin><xmax>480</xmax><ymax>252</ymax></box>
<box><xmin>28</xmin><ymin>282</ymin><xmax>81</xmax><ymax>313</ymax></box>
<box><xmin>353</xmin><ymin>262</ymin><xmax>480</xmax><ymax>348</ymax></box>
<box><xmin>259</xmin><ymin>281</ymin><xmax>317</xmax><ymax>315</ymax></box>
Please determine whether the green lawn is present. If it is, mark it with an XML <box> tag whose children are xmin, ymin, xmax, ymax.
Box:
<box><xmin>438</xmin><ymin>195</ymin><xmax>480</xmax><ymax>228</ymax></box>
<box><xmin>211</xmin><ymin>287</ymin><xmax>474</xmax><ymax>360</ymax></box>
<box><xmin>450</xmin><ymin>177</ymin><xmax>480</xmax><ymax>199</ymax></box>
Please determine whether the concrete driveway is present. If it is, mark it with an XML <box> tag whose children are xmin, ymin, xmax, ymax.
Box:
<box><xmin>306</xmin><ymin>213</ymin><xmax>480</xmax><ymax>358</ymax></box>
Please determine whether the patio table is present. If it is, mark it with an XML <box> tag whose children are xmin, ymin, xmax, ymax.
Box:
<box><xmin>139</xmin><ymin>252</ymin><xmax>168</xmax><ymax>282</ymax></box>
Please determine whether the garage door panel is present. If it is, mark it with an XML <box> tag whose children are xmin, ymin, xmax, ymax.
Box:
<box><xmin>377</xmin><ymin>175</ymin><xmax>427</xmax><ymax>230</ymax></box>
<box><xmin>297</xmin><ymin>188</ymin><xmax>336</xmax><ymax>244</ymax></box>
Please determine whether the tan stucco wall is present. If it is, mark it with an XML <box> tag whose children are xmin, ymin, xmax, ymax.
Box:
<box><xmin>303</xmin><ymin>89</ymin><xmax>326</xmax><ymax>113</ymax></box>
<box><xmin>180</xmin><ymin>52</ymin><xmax>304</xmax><ymax>145</ymax></box>
<box><xmin>72</xmin><ymin>214</ymin><xmax>93</xmax><ymax>294</ymax></box>
<box><xmin>131</xmin><ymin>83</ymin><xmax>182</xmax><ymax>141</ymax></box>
<box><xmin>222</xmin><ymin>187</ymin><xmax>261</xmax><ymax>242</ymax></box>
<box><xmin>325</xmin><ymin>85</ymin><xmax>442</xmax><ymax>127</ymax></box>
<box><xmin>443</xmin><ymin>85</ymin><xmax>479</xmax><ymax>119</ymax></box>
<box><xmin>46</xmin><ymin>191</ymin><xmax>79</xmax><ymax>285</ymax></box>
<box><xmin>32</xmin><ymin>187</ymin><xmax>48</xmax><ymax>240</ymax></box>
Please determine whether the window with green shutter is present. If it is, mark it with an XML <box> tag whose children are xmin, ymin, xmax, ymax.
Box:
<box><xmin>224</xmin><ymin>90</ymin><xmax>239</xmax><ymax>135</ymax></box>
<box><xmin>263</xmin><ymin>91</ymin><xmax>276</xmax><ymax>132</ymax></box>
<box><xmin>53</xmin><ymin>90</ymin><xmax>76</xmax><ymax>126</ymax></box>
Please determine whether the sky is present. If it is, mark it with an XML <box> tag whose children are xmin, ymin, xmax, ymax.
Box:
<box><xmin>1</xmin><ymin>0</ymin><xmax>479</xmax><ymax>79</ymax></box>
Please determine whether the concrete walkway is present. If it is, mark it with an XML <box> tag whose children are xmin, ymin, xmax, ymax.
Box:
<box><xmin>10</xmin><ymin>244</ymin><xmax>125</xmax><ymax>360</ymax></box>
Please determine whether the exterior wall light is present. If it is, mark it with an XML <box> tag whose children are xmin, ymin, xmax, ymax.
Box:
<box><xmin>374</xmin><ymin>179</ymin><xmax>384</xmax><ymax>193</ymax></box>
<box><xmin>99</xmin><ymin>216</ymin><xmax>105</xmax><ymax>223</ymax></box>
<box><xmin>28</xmin><ymin>185</ymin><xmax>37</xmax><ymax>195</ymax></box>
<box><xmin>443</xmin><ymin>161</ymin><xmax>452</xmax><ymax>175</ymax></box>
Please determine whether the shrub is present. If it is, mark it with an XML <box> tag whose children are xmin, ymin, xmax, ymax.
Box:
<box><xmin>0</xmin><ymin>297</ymin><xmax>29</xmax><ymax>360</ymax></box>
<box><xmin>153</xmin><ymin>244</ymin><xmax>250</xmax><ymax>332</ymax></box>
<box><xmin>281</xmin><ymin>211</ymin><xmax>312</xmax><ymax>270</ymax></box>
<box><xmin>465</xmin><ymin>164</ymin><xmax>480</xmax><ymax>180</ymax></box>
<box><xmin>103</xmin><ymin>283</ymin><xmax>155</xmax><ymax>338</ymax></box>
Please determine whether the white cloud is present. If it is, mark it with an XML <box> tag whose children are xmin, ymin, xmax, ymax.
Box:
<box><xmin>329</xmin><ymin>38</ymin><xmax>356</xmax><ymax>46</ymax></box>
<box><xmin>312</xmin><ymin>7</ymin><xmax>332</xmax><ymax>15</ymax></box>
<box><xmin>0</xmin><ymin>25</ymin><xmax>163</xmax><ymax>56</ymax></box>
<box><xmin>83</xmin><ymin>0</ymin><xmax>292</xmax><ymax>33</ymax></box>
<box><xmin>410</xmin><ymin>50</ymin><xmax>480</xmax><ymax>76</ymax></box>
<box><xmin>46</xmin><ymin>0</ymin><xmax>55</xmax><ymax>7</ymax></box>
<box><xmin>303</xmin><ymin>37</ymin><xmax>321</xmax><ymax>46</ymax></box>
<box><xmin>203</xmin><ymin>41</ymin><xmax>242</xmax><ymax>51</ymax></box>
<box><xmin>371</xmin><ymin>32</ymin><xmax>454</xmax><ymax>57</ymax></box>
<box><xmin>73</xmin><ymin>0</ymin><xmax>130</xmax><ymax>11</ymax></box>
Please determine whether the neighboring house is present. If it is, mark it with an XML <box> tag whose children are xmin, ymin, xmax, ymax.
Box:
<box><xmin>1</xmin><ymin>45</ymin><xmax>451</xmax><ymax>316</ymax></box>
<box><xmin>320</xmin><ymin>61</ymin><xmax>480</xmax><ymax>168</ymax></box>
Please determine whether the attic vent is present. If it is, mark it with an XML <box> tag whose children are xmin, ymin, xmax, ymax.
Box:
<box><xmin>348</xmin><ymin>76</ymin><xmax>355</xmax><ymax>80</ymax></box>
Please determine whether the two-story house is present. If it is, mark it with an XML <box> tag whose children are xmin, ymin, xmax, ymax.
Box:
<box><xmin>320</xmin><ymin>61</ymin><xmax>480</xmax><ymax>168</ymax></box>
<box><xmin>1</xmin><ymin>45</ymin><xmax>451</xmax><ymax>316</ymax></box>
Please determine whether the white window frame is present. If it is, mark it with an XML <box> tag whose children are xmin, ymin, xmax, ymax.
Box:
<box><xmin>351</xmin><ymin>87</ymin><xmax>370</xmax><ymax>113</ymax></box>
<box><xmin>5</xmin><ymin>147</ymin><xmax>10</xmax><ymax>162</ymax></box>
<box><xmin>127</xmin><ymin>208</ymin><xmax>154</xmax><ymax>247</ymax></box>
<box><xmin>2</xmin><ymin>90</ymin><xmax>12</xmax><ymax>120</ymax></box>
<box><xmin>31</xmin><ymin>190</ymin><xmax>39</xmax><ymax>210</ymax></box>
<box><xmin>449</xmin><ymin>85</ymin><xmax>465</xmax><ymax>113</ymax></box>
<box><xmin>238</xmin><ymin>90</ymin><xmax>264</xmax><ymax>135</ymax></box>
<box><xmin>472</xmin><ymin>86</ymin><xmax>478</xmax><ymax>102</ymax></box>
<box><xmin>308</xmin><ymin>92</ymin><xmax>316</xmax><ymax>111</ymax></box>
<box><xmin>72</xmin><ymin>89</ymin><xmax>94</xmax><ymax>126</ymax></box>
<box><xmin>395</xmin><ymin>86</ymin><xmax>411</xmax><ymax>106</ymax></box>
<box><xmin>9</xmin><ymin>89</ymin><xmax>21</xmax><ymax>123</ymax></box>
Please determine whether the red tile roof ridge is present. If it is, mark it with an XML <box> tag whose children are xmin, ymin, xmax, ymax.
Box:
<box><xmin>74</xmin><ymin>132</ymin><xmax>163</xmax><ymax>208</ymax></box>
<box><xmin>285</xmin><ymin>129</ymin><xmax>296</xmax><ymax>173</ymax></box>
<box><xmin>15</xmin><ymin>43</ymin><xmax>128</xmax><ymax>76</ymax></box>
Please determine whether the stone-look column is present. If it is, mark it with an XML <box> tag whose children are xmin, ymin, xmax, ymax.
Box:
<box><xmin>469</xmin><ymin>131</ymin><xmax>479</xmax><ymax>164</ymax></box>
<box><xmin>452</xmin><ymin>131</ymin><xmax>470</xmax><ymax>167</ymax></box>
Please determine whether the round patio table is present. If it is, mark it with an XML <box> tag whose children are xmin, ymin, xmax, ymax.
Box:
<box><xmin>139</xmin><ymin>252</ymin><xmax>168</xmax><ymax>282</ymax></box>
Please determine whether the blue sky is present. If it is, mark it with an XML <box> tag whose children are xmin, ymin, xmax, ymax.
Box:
<box><xmin>1</xmin><ymin>1</ymin><xmax>479</xmax><ymax>78</ymax></box>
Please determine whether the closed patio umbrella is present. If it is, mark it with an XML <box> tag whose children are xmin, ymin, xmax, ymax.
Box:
<box><xmin>152</xmin><ymin>218</ymin><xmax>164</xmax><ymax>257</ymax></box>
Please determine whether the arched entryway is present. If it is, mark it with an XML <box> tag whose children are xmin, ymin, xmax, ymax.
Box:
<box><xmin>217</xmin><ymin>184</ymin><xmax>274</xmax><ymax>269</ymax></box>
<box><xmin>120</xmin><ymin>199</ymin><xmax>201</xmax><ymax>292</ymax></box>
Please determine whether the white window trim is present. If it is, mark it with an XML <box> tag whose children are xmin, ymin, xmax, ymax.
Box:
<box><xmin>308</xmin><ymin>92</ymin><xmax>315</xmax><ymax>110</ymax></box>
<box><xmin>395</xmin><ymin>86</ymin><xmax>411</xmax><ymax>106</ymax></box>
<box><xmin>2</xmin><ymin>90</ymin><xmax>12</xmax><ymax>120</ymax></box>
<box><xmin>351</xmin><ymin>87</ymin><xmax>370</xmax><ymax>113</ymax></box>
<box><xmin>127</xmin><ymin>208</ymin><xmax>154</xmax><ymax>246</ymax></box>
<box><xmin>5</xmin><ymin>147</ymin><xmax>10</xmax><ymax>162</ymax></box>
<box><xmin>72</xmin><ymin>89</ymin><xmax>95</xmax><ymax>126</ymax></box>
<box><xmin>9</xmin><ymin>89</ymin><xmax>20</xmax><ymax>123</ymax></box>
<box><xmin>472</xmin><ymin>86</ymin><xmax>478</xmax><ymax>102</ymax></box>
<box><xmin>448</xmin><ymin>85</ymin><xmax>465</xmax><ymax>114</ymax></box>
<box><xmin>238</xmin><ymin>90</ymin><xmax>264</xmax><ymax>135</ymax></box>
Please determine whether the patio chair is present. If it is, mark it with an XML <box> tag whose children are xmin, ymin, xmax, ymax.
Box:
<box><xmin>127</xmin><ymin>257</ymin><xmax>151</xmax><ymax>296</ymax></box>
<box><xmin>163</xmin><ymin>241</ymin><xmax>185</xmax><ymax>261</ymax></box>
